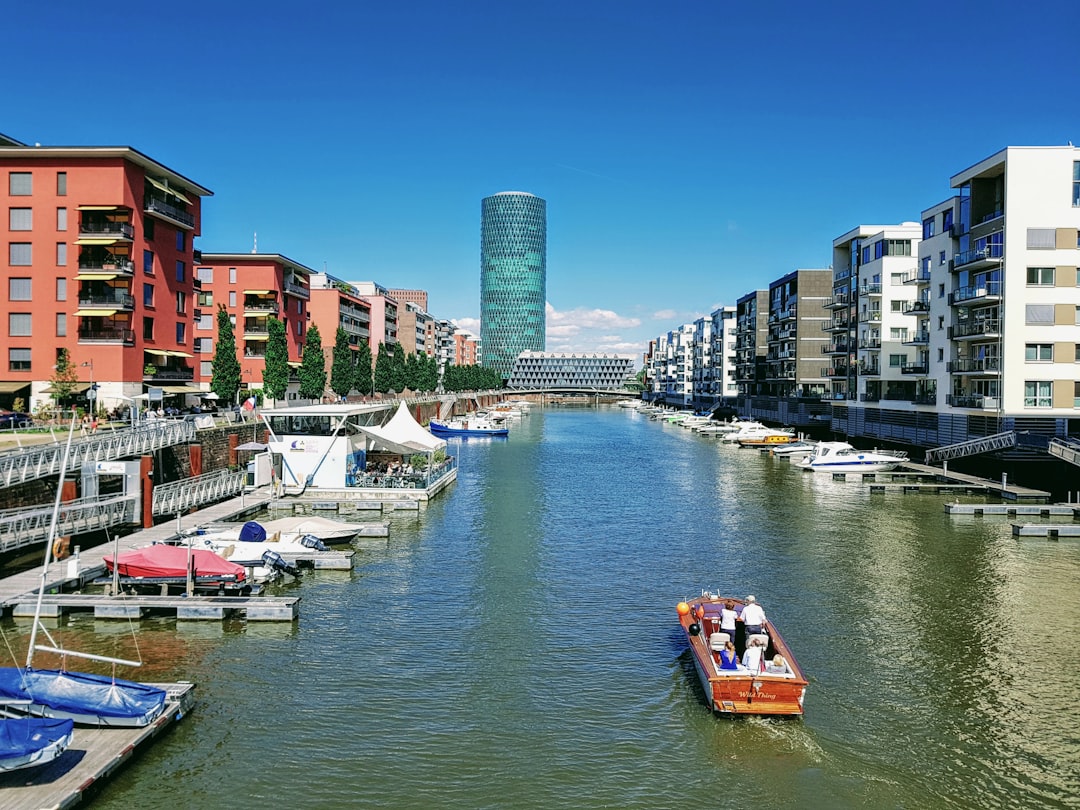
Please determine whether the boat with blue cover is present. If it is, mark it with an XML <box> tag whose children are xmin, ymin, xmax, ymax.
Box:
<box><xmin>0</xmin><ymin>715</ymin><xmax>74</xmax><ymax>772</ymax></box>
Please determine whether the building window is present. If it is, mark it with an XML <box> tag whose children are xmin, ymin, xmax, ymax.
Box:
<box><xmin>9</xmin><ymin>243</ymin><xmax>31</xmax><ymax>265</ymax></box>
<box><xmin>8</xmin><ymin>278</ymin><xmax>31</xmax><ymax>300</ymax></box>
<box><xmin>939</xmin><ymin>250</ymin><xmax>946</xmax><ymax>265</ymax></box>
<box><xmin>1026</xmin><ymin>267</ymin><xmax>1054</xmax><ymax>285</ymax></box>
<box><xmin>200</xmin><ymin>360</ymin><xmax>213</xmax><ymax>377</ymax></box>
<box><xmin>938</xmin><ymin>283</ymin><xmax>945</xmax><ymax>298</ymax></box>
<box><xmin>176</xmin><ymin>290</ymin><xmax>186</xmax><ymax>313</ymax></box>
<box><xmin>890</xmin><ymin>300</ymin><xmax>903</xmax><ymax>312</ymax></box>
<box><xmin>1076</xmin><ymin>344</ymin><xmax>1080</xmax><ymax>362</ymax></box>
<box><xmin>228</xmin><ymin>291</ymin><xmax>236</xmax><ymax>307</ymax></box>
<box><xmin>937</xmin><ymin>348</ymin><xmax>944</xmax><ymax>362</ymax></box>
<box><xmin>56</xmin><ymin>313</ymin><xmax>66</xmax><ymax>337</ymax></box>
<box><xmin>176</xmin><ymin>322</ymin><xmax>186</xmax><ymax>343</ymax></box>
<box><xmin>1026</xmin><ymin>228</ymin><xmax>1056</xmax><ymax>249</ymax></box>
<box><xmin>8</xmin><ymin>348</ymin><xmax>31</xmax><ymax>371</ymax></box>
<box><xmin>890</xmin><ymin>273</ymin><xmax>904</xmax><ymax>286</ymax></box>
<box><xmin>143</xmin><ymin>317</ymin><xmax>154</xmax><ymax>341</ymax></box>
<box><xmin>175</xmin><ymin>260</ymin><xmax>185</xmax><ymax>282</ymax></box>
<box><xmin>921</xmin><ymin>256</ymin><xmax>930</xmax><ymax>274</ymax></box>
<box><xmin>197</xmin><ymin>290</ymin><xmax>213</xmax><ymax>307</ymax></box>
<box><xmin>56</xmin><ymin>172</ymin><xmax>67</xmax><ymax>196</ymax></box>
<box><xmin>176</xmin><ymin>231</ymin><xmax>185</xmax><ymax>252</ymax></box>
<box><xmin>1026</xmin><ymin>304</ymin><xmax>1054</xmax><ymax>324</ymax></box>
<box><xmin>9</xmin><ymin>313</ymin><xmax>32</xmax><ymax>337</ymax></box>
<box><xmin>889</xmin><ymin>354</ymin><xmax>905</xmax><ymax>367</ymax></box>
<box><xmin>1074</xmin><ymin>162</ymin><xmax>1080</xmax><ymax>206</ymax></box>
<box><xmin>922</xmin><ymin>216</ymin><xmax>936</xmax><ymax>239</ymax></box>
<box><xmin>196</xmin><ymin>266</ymin><xmax>213</xmax><ymax>283</ymax></box>
<box><xmin>56</xmin><ymin>242</ymin><xmax>66</xmax><ymax>266</ymax></box>
<box><xmin>229</xmin><ymin>267</ymin><xmax>237</xmax><ymax>284</ymax></box>
<box><xmin>9</xmin><ymin>208</ymin><xmax>32</xmax><ymax>230</ymax></box>
<box><xmin>197</xmin><ymin>314</ymin><xmax>213</xmax><ymax>330</ymax></box>
<box><xmin>8</xmin><ymin>172</ymin><xmax>31</xmax><ymax>196</ymax></box>
<box><xmin>143</xmin><ymin>284</ymin><xmax>154</xmax><ymax>307</ymax></box>
<box><xmin>56</xmin><ymin>278</ymin><xmax>66</xmax><ymax>301</ymax></box>
<box><xmin>1024</xmin><ymin>381</ymin><xmax>1052</xmax><ymax>407</ymax></box>
<box><xmin>56</xmin><ymin>207</ymin><xmax>67</xmax><ymax>231</ymax></box>
<box><xmin>143</xmin><ymin>249</ymin><xmax>154</xmax><ymax>274</ymax></box>
<box><xmin>143</xmin><ymin>216</ymin><xmax>155</xmax><ymax>240</ymax></box>
<box><xmin>1075</xmin><ymin>381</ymin><xmax>1080</xmax><ymax>408</ymax></box>
<box><xmin>1025</xmin><ymin>344</ymin><xmax>1053</xmax><ymax>362</ymax></box>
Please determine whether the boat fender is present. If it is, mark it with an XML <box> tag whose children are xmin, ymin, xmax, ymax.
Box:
<box><xmin>53</xmin><ymin>536</ymin><xmax>70</xmax><ymax>560</ymax></box>
<box><xmin>688</xmin><ymin>623</ymin><xmax>701</xmax><ymax>636</ymax></box>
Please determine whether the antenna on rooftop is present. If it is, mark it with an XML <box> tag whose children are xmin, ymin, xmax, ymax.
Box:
<box><xmin>252</xmin><ymin>232</ymin><xmax>257</xmax><ymax>254</ymax></box>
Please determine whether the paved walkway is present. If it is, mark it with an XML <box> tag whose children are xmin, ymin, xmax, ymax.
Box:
<box><xmin>902</xmin><ymin>461</ymin><xmax>1050</xmax><ymax>502</ymax></box>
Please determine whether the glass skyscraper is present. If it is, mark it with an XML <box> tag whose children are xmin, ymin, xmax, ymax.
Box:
<box><xmin>480</xmin><ymin>191</ymin><xmax>546</xmax><ymax>380</ymax></box>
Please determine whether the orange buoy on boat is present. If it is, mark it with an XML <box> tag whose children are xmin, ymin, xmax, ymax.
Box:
<box><xmin>676</xmin><ymin>602</ymin><xmax>690</xmax><ymax>616</ymax></box>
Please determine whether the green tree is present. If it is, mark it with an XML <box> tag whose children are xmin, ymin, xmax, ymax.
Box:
<box><xmin>262</xmin><ymin>317</ymin><xmax>290</xmax><ymax>402</ymax></box>
<box><xmin>50</xmin><ymin>348</ymin><xmax>79</xmax><ymax>405</ymax></box>
<box><xmin>389</xmin><ymin>343</ymin><xmax>407</xmax><ymax>392</ymax></box>
<box><xmin>373</xmin><ymin>342</ymin><xmax>393</xmax><ymax>393</ymax></box>
<box><xmin>330</xmin><ymin>327</ymin><xmax>354</xmax><ymax>399</ymax></box>
<box><xmin>298</xmin><ymin>323</ymin><xmax>327</xmax><ymax>401</ymax></box>
<box><xmin>354</xmin><ymin>341</ymin><xmax>373</xmax><ymax>395</ymax></box>
<box><xmin>211</xmin><ymin>305</ymin><xmax>241</xmax><ymax>404</ymax></box>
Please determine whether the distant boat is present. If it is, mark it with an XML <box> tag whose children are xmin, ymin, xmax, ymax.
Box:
<box><xmin>429</xmin><ymin>417</ymin><xmax>509</xmax><ymax>437</ymax></box>
<box><xmin>677</xmin><ymin>593</ymin><xmax>808</xmax><ymax>717</ymax></box>
<box><xmin>0</xmin><ymin>415</ymin><xmax>168</xmax><ymax>728</ymax></box>
<box><xmin>0</xmin><ymin>715</ymin><xmax>73</xmax><ymax>773</ymax></box>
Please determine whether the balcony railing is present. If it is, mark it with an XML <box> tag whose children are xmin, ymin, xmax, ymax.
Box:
<box><xmin>822</xmin><ymin>343</ymin><xmax>848</xmax><ymax>355</ymax></box>
<box><xmin>863</xmin><ymin>311</ymin><xmax>882</xmax><ymax>323</ymax></box>
<box><xmin>860</xmin><ymin>393</ymin><xmax>881</xmax><ymax>402</ymax></box>
<box><xmin>947</xmin><ymin>357</ymin><xmax>1001</xmax><ymax>374</ymax></box>
<box><xmin>826</xmin><ymin>294</ymin><xmax>849</xmax><ymax>309</ymax></box>
<box><xmin>948</xmin><ymin>319</ymin><xmax>1001</xmax><ymax>340</ymax></box>
<box><xmin>78</xmin><ymin>221</ymin><xmax>134</xmax><ymax>239</ymax></box>
<box><xmin>284</xmin><ymin>278</ymin><xmax>310</xmax><ymax>299</ymax></box>
<box><xmin>904</xmin><ymin>299</ymin><xmax>931</xmax><ymax>314</ymax></box>
<box><xmin>822</xmin><ymin>366</ymin><xmax>849</xmax><ymax>377</ymax></box>
<box><xmin>901</xmin><ymin>363</ymin><xmax>929</xmax><ymax>375</ymax></box>
<box><xmin>78</xmin><ymin>258</ymin><xmax>134</xmax><ymax>275</ymax></box>
<box><xmin>144</xmin><ymin>367</ymin><xmax>195</xmax><ymax>381</ymax></box>
<box><xmin>858</xmin><ymin>338</ymin><xmax>881</xmax><ymax>349</ymax></box>
<box><xmin>902</xmin><ymin>331</ymin><xmax>929</xmax><ymax>345</ymax></box>
<box><xmin>953</xmin><ymin>245</ymin><xmax>1002</xmax><ymax>269</ymax></box>
<box><xmin>859</xmin><ymin>283</ymin><xmax>882</xmax><ymax>296</ymax></box>
<box><xmin>144</xmin><ymin>196</ymin><xmax>195</xmax><ymax>228</ymax></box>
<box><xmin>859</xmin><ymin>363</ymin><xmax>881</xmax><ymax>375</ymax></box>
<box><xmin>823</xmin><ymin>319</ymin><xmax>849</xmax><ymax>332</ymax></box>
<box><xmin>77</xmin><ymin>328</ymin><xmax>135</xmax><ymax>344</ymax></box>
<box><xmin>912</xmin><ymin>393</ymin><xmax>937</xmax><ymax>405</ymax></box>
<box><xmin>78</xmin><ymin>292</ymin><xmax>135</xmax><ymax>309</ymax></box>
<box><xmin>243</xmin><ymin>302</ymin><xmax>280</xmax><ymax>314</ymax></box>
<box><xmin>903</xmin><ymin>269</ymin><xmax>932</xmax><ymax>285</ymax></box>
<box><xmin>949</xmin><ymin>281</ymin><xmax>1001</xmax><ymax>305</ymax></box>
<box><xmin>947</xmin><ymin>394</ymin><xmax>1000</xmax><ymax>409</ymax></box>
<box><xmin>243</xmin><ymin>327</ymin><xmax>270</xmax><ymax>337</ymax></box>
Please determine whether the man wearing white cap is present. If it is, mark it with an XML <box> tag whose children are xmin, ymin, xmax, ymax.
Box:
<box><xmin>740</xmin><ymin>595</ymin><xmax>766</xmax><ymax>641</ymax></box>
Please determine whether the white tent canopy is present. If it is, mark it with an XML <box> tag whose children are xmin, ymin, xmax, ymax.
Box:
<box><xmin>357</xmin><ymin>401</ymin><xmax>445</xmax><ymax>455</ymax></box>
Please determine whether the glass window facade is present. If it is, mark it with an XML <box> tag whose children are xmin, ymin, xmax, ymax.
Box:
<box><xmin>480</xmin><ymin>192</ymin><xmax>546</xmax><ymax>380</ymax></box>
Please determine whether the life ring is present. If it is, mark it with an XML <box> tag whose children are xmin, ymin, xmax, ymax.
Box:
<box><xmin>53</xmin><ymin>536</ymin><xmax>70</xmax><ymax>560</ymax></box>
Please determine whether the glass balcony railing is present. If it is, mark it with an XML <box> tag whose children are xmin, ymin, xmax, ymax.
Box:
<box><xmin>947</xmin><ymin>394</ymin><xmax>1000</xmax><ymax>409</ymax></box>
<box><xmin>144</xmin><ymin>196</ymin><xmax>195</xmax><ymax>228</ymax></box>
<box><xmin>77</xmin><ymin>328</ymin><xmax>135</xmax><ymax>344</ymax></box>
<box><xmin>78</xmin><ymin>292</ymin><xmax>135</xmax><ymax>309</ymax></box>
<box><xmin>949</xmin><ymin>281</ymin><xmax>1001</xmax><ymax>305</ymax></box>
<box><xmin>79</xmin><ymin>221</ymin><xmax>134</xmax><ymax>239</ymax></box>
<box><xmin>948</xmin><ymin>319</ymin><xmax>1001</xmax><ymax>339</ymax></box>
<box><xmin>859</xmin><ymin>283</ymin><xmax>882</xmax><ymax>296</ymax></box>
<box><xmin>901</xmin><ymin>363</ymin><xmax>929</xmax><ymax>375</ymax></box>
<box><xmin>78</xmin><ymin>258</ymin><xmax>135</xmax><ymax>275</ymax></box>
<box><xmin>953</xmin><ymin>245</ymin><xmax>1002</xmax><ymax>269</ymax></box>
<box><xmin>947</xmin><ymin>358</ymin><xmax>1001</xmax><ymax>373</ymax></box>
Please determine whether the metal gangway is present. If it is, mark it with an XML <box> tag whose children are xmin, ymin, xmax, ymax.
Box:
<box><xmin>0</xmin><ymin>420</ymin><xmax>195</xmax><ymax>488</ymax></box>
<box><xmin>152</xmin><ymin>468</ymin><xmax>246</xmax><ymax>516</ymax></box>
<box><xmin>1049</xmin><ymin>438</ymin><xmax>1080</xmax><ymax>468</ymax></box>
<box><xmin>923</xmin><ymin>431</ymin><xmax>1017</xmax><ymax>464</ymax></box>
<box><xmin>0</xmin><ymin>494</ymin><xmax>138</xmax><ymax>554</ymax></box>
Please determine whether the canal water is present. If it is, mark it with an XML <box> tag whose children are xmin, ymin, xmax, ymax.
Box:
<box><xmin>7</xmin><ymin>407</ymin><xmax>1080</xmax><ymax>808</ymax></box>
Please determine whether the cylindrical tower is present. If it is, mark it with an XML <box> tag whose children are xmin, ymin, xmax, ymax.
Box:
<box><xmin>480</xmin><ymin>191</ymin><xmax>547</xmax><ymax>381</ymax></box>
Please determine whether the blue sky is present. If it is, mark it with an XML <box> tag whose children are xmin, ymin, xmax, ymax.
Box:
<box><xmin>7</xmin><ymin>1</ymin><xmax>1077</xmax><ymax>361</ymax></box>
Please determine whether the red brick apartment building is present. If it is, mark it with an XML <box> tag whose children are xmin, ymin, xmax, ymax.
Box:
<box><xmin>195</xmin><ymin>254</ymin><xmax>313</xmax><ymax>401</ymax></box>
<box><xmin>0</xmin><ymin>133</ymin><xmax>210</xmax><ymax>412</ymax></box>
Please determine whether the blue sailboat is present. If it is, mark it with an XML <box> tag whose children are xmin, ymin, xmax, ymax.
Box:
<box><xmin>0</xmin><ymin>416</ymin><xmax>167</xmax><ymax>729</ymax></box>
<box><xmin>0</xmin><ymin>714</ymin><xmax>73</xmax><ymax>773</ymax></box>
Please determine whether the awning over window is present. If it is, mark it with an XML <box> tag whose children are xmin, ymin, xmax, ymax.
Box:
<box><xmin>75</xmin><ymin>272</ymin><xmax>121</xmax><ymax>281</ymax></box>
<box><xmin>244</xmin><ymin>334</ymin><xmax>269</xmax><ymax>341</ymax></box>
<box><xmin>0</xmin><ymin>381</ymin><xmax>30</xmax><ymax>393</ymax></box>
<box><xmin>160</xmin><ymin>385</ymin><xmax>201</xmax><ymax>394</ymax></box>
<box><xmin>168</xmin><ymin>350</ymin><xmax>194</xmax><ymax>358</ymax></box>
<box><xmin>76</xmin><ymin>205</ymin><xmax>119</xmax><ymax>211</ymax></box>
<box><xmin>74</xmin><ymin>238</ymin><xmax>119</xmax><ymax>246</ymax></box>
<box><xmin>143</xmin><ymin>348</ymin><xmax>171</xmax><ymax>357</ymax></box>
<box><xmin>287</xmin><ymin>361</ymin><xmax>302</xmax><ymax>368</ymax></box>
<box><xmin>243</xmin><ymin>290</ymin><xmax>273</xmax><ymax>295</ymax></box>
<box><xmin>42</xmin><ymin>382</ymin><xmax>92</xmax><ymax>394</ymax></box>
<box><xmin>147</xmin><ymin>176</ymin><xmax>192</xmax><ymax>204</ymax></box>
<box><xmin>74</xmin><ymin>309</ymin><xmax>119</xmax><ymax>316</ymax></box>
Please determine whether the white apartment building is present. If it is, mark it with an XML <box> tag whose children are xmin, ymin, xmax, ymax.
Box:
<box><xmin>710</xmin><ymin>306</ymin><xmax>738</xmax><ymax>403</ymax></box>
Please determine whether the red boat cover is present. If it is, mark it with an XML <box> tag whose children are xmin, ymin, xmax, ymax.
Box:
<box><xmin>104</xmin><ymin>545</ymin><xmax>246</xmax><ymax>580</ymax></box>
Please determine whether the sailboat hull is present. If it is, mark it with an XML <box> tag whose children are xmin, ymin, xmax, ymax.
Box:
<box><xmin>0</xmin><ymin>716</ymin><xmax>73</xmax><ymax>772</ymax></box>
<box><xmin>0</xmin><ymin>669</ymin><xmax>167</xmax><ymax>728</ymax></box>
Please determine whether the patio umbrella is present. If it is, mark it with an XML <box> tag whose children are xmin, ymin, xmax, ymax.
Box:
<box><xmin>235</xmin><ymin>441</ymin><xmax>268</xmax><ymax>451</ymax></box>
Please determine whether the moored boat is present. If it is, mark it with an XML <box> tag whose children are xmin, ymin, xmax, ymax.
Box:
<box><xmin>769</xmin><ymin>440</ymin><xmax>818</xmax><ymax>458</ymax></box>
<box><xmin>677</xmin><ymin>592</ymin><xmax>807</xmax><ymax>717</ymax></box>
<box><xmin>429</xmin><ymin>416</ymin><xmax>509</xmax><ymax>436</ymax></box>
<box><xmin>0</xmin><ymin>716</ymin><xmax>74</xmax><ymax>772</ymax></box>
<box><xmin>736</xmin><ymin>431</ymin><xmax>798</xmax><ymax>448</ymax></box>
<box><xmin>796</xmin><ymin>441</ymin><xmax>908</xmax><ymax>473</ymax></box>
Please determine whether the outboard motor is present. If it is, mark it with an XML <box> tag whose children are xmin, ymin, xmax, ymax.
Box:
<box><xmin>261</xmin><ymin>549</ymin><xmax>300</xmax><ymax>577</ymax></box>
<box><xmin>299</xmin><ymin>534</ymin><xmax>328</xmax><ymax>551</ymax></box>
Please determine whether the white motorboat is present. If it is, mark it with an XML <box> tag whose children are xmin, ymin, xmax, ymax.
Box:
<box><xmin>797</xmin><ymin>441</ymin><xmax>908</xmax><ymax>473</ymax></box>
<box><xmin>769</xmin><ymin>440</ymin><xmax>818</xmax><ymax>459</ymax></box>
<box><xmin>721</xmin><ymin>423</ymin><xmax>792</xmax><ymax>444</ymax></box>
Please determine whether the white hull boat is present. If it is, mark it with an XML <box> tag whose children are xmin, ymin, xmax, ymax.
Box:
<box><xmin>797</xmin><ymin>441</ymin><xmax>908</xmax><ymax>473</ymax></box>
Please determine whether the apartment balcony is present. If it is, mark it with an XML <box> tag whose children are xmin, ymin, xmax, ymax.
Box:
<box><xmin>144</xmin><ymin>195</ymin><xmax>195</xmax><ymax>229</ymax></box>
<box><xmin>947</xmin><ymin>394</ymin><xmax>1000</xmax><ymax>409</ymax></box>
<box><xmin>949</xmin><ymin>220</ymin><xmax>966</xmax><ymax>238</ymax></box>
<box><xmin>860</xmin><ymin>392</ymin><xmax>881</xmax><ymax>402</ymax></box>
<box><xmin>949</xmin><ymin>319</ymin><xmax>1001</xmax><ymax>341</ymax></box>
<box><xmin>243</xmin><ymin>326</ymin><xmax>270</xmax><ymax>338</ymax></box>
<box><xmin>825</xmin><ymin>294</ymin><xmax>849</xmax><ymax>309</ymax></box>
<box><xmin>903</xmin><ymin>269</ymin><xmax>932</xmax><ymax>285</ymax></box>
<box><xmin>859</xmin><ymin>362</ymin><xmax>881</xmax><ymax>376</ymax></box>
<box><xmin>777</xmin><ymin>349</ymin><xmax>795</xmax><ymax>359</ymax></box>
<box><xmin>243</xmin><ymin>302</ymin><xmax>280</xmax><ymax>315</ymax></box>
<box><xmin>821</xmin><ymin>342</ymin><xmax>848</xmax><ymax>355</ymax></box>
<box><xmin>902</xmin><ymin>331</ymin><xmax>929</xmax><ymax>345</ymax></box>
<box><xmin>77</xmin><ymin>327</ymin><xmax>135</xmax><ymax>345</ymax></box>
<box><xmin>143</xmin><ymin>367</ymin><xmax>195</xmax><ymax>382</ymax></box>
<box><xmin>822</xmin><ymin>366</ymin><xmax>849</xmax><ymax>378</ymax></box>
<box><xmin>863</xmin><ymin>311</ymin><xmax>883</xmax><ymax>324</ymax></box>
<box><xmin>284</xmin><ymin>277</ymin><xmax>310</xmax><ymax>299</ymax></box>
<box><xmin>912</xmin><ymin>392</ymin><xmax>938</xmax><ymax>405</ymax></box>
<box><xmin>901</xmin><ymin>362</ymin><xmax>929</xmax><ymax>375</ymax></box>
<box><xmin>947</xmin><ymin>357</ymin><xmax>1001</xmax><ymax>374</ymax></box>
<box><xmin>77</xmin><ymin>258</ymin><xmax>135</xmax><ymax>277</ymax></box>
<box><xmin>858</xmin><ymin>338</ymin><xmax>881</xmax><ymax>350</ymax></box>
<box><xmin>78</xmin><ymin>291</ymin><xmax>135</xmax><ymax>310</ymax></box>
<box><xmin>903</xmin><ymin>299</ymin><xmax>930</xmax><ymax>315</ymax></box>
<box><xmin>949</xmin><ymin>281</ymin><xmax>1001</xmax><ymax>306</ymax></box>
<box><xmin>952</xmin><ymin>245</ymin><xmax>1002</xmax><ymax>271</ymax></box>
<box><xmin>778</xmin><ymin>307</ymin><xmax>797</xmax><ymax>321</ymax></box>
<box><xmin>859</xmin><ymin>283</ymin><xmax>882</xmax><ymax>297</ymax></box>
<box><xmin>823</xmin><ymin>319</ymin><xmax>849</xmax><ymax>333</ymax></box>
<box><xmin>78</xmin><ymin>221</ymin><xmax>134</xmax><ymax>241</ymax></box>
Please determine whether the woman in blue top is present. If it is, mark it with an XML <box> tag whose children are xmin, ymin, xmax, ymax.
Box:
<box><xmin>719</xmin><ymin>639</ymin><xmax>739</xmax><ymax>670</ymax></box>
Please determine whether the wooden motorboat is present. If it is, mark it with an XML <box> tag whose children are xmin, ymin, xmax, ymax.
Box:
<box><xmin>677</xmin><ymin>592</ymin><xmax>807</xmax><ymax>717</ymax></box>
<box><xmin>736</xmin><ymin>431</ymin><xmax>798</xmax><ymax>448</ymax></box>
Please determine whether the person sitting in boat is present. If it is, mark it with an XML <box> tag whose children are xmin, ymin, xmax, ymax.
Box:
<box><xmin>740</xmin><ymin>595</ymin><xmax>766</xmax><ymax>641</ymax></box>
<box><xmin>718</xmin><ymin>639</ymin><xmax>740</xmax><ymax>671</ymax></box>
<box><xmin>765</xmin><ymin>654</ymin><xmax>790</xmax><ymax>675</ymax></box>
<box><xmin>742</xmin><ymin>636</ymin><xmax>766</xmax><ymax>672</ymax></box>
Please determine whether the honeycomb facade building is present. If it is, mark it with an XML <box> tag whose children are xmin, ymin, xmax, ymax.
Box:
<box><xmin>480</xmin><ymin>191</ymin><xmax>546</xmax><ymax>380</ymax></box>
<box><xmin>507</xmin><ymin>352</ymin><xmax>635</xmax><ymax>390</ymax></box>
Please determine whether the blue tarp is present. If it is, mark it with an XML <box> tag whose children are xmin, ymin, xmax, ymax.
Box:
<box><xmin>0</xmin><ymin>668</ymin><xmax>167</xmax><ymax>725</ymax></box>
<box><xmin>0</xmin><ymin>716</ymin><xmax>73</xmax><ymax>764</ymax></box>
<box><xmin>238</xmin><ymin>521</ymin><xmax>267</xmax><ymax>543</ymax></box>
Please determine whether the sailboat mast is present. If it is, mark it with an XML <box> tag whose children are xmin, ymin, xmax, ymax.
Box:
<box><xmin>24</xmin><ymin>413</ymin><xmax>78</xmax><ymax>669</ymax></box>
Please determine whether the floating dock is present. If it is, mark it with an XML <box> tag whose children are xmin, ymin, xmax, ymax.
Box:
<box><xmin>818</xmin><ymin>462</ymin><xmax>1051</xmax><ymax>502</ymax></box>
<box><xmin>945</xmin><ymin>504</ymin><xmax>1079</xmax><ymax>517</ymax></box>
<box><xmin>0</xmin><ymin>682</ymin><xmax>195</xmax><ymax>810</ymax></box>
<box><xmin>1011</xmin><ymin>524</ymin><xmax>1080</xmax><ymax>538</ymax></box>
<box><xmin>10</xmin><ymin>592</ymin><xmax>301</xmax><ymax>621</ymax></box>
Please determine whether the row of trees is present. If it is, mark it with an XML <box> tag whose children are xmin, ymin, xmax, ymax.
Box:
<box><xmin>210</xmin><ymin>306</ymin><xmax>497</xmax><ymax>404</ymax></box>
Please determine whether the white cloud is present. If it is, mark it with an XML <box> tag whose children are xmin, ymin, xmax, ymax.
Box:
<box><xmin>450</xmin><ymin>317</ymin><xmax>480</xmax><ymax>334</ymax></box>
<box><xmin>546</xmin><ymin>302</ymin><xmax>641</xmax><ymax>329</ymax></box>
<box><xmin>652</xmin><ymin>309</ymin><xmax>677</xmax><ymax>320</ymax></box>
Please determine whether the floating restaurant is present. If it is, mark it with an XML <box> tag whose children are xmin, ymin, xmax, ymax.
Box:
<box><xmin>261</xmin><ymin>401</ymin><xmax>457</xmax><ymax>501</ymax></box>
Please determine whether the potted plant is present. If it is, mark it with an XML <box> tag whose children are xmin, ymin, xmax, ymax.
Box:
<box><xmin>144</xmin><ymin>363</ymin><xmax>158</xmax><ymax>377</ymax></box>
